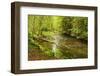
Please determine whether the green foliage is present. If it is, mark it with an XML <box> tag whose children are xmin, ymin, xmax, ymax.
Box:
<box><xmin>54</xmin><ymin>48</ymin><xmax>63</xmax><ymax>58</ymax></box>
<box><xmin>71</xmin><ymin>17</ymin><xmax>88</xmax><ymax>39</ymax></box>
<box><xmin>61</xmin><ymin>16</ymin><xmax>88</xmax><ymax>40</ymax></box>
<box><xmin>61</xmin><ymin>17</ymin><xmax>72</xmax><ymax>34</ymax></box>
<box><xmin>28</xmin><ymin>15</ymin><xmax>88</xmax><ymax>60</ymax></box>
<box><xmin>44</xmin><ymin>50</ymin><xmax>54</xmax><ymax>57</ymax></box>
<box><xmin>28</xmin><ymin>15</ymin><xmax>88</xmax><ymax>41</ymax></box>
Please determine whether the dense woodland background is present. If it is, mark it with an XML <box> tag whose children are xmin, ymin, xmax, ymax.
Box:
<box><xmin>28</xmin><ymin>15</ymin><xmax>88</xmax><ymax>60</ymax></box>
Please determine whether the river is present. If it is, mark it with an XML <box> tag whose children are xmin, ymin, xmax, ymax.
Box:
<box><xmin>28</xmin><ymin>34</ymin><xmax>88</xmax><ymax>60</ymax></box>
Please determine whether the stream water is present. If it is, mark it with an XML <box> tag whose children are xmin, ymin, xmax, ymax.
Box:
<box><xmin>52</xmin><ymin>35</ymin><xmax>60</xmax><ymax>56</ymax></box>
<box><xmin>28</xmin><ymin>34</ymin><xmax>88</xmax><ymax>60</ymax></box>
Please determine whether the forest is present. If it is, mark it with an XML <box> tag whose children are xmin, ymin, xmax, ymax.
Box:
<box><xmin>28</xmin><ymin>15</ymin><xmax>88</xmax><ymax>60</ymax></box>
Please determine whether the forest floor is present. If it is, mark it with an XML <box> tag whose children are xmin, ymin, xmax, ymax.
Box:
<box><xmin>28</xmin><ymin>35</ymin><xmax>88</xmax><ymax>61</ymax></box>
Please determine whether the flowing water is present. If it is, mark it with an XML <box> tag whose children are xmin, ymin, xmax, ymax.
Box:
<box><xmin>52</xmin><ymin>35</ymin><xmax>59</xmax><ymax>56</ymax></box>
